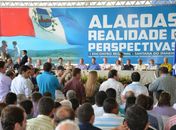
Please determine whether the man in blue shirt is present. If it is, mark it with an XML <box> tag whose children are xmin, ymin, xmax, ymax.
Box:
<box><xmin>37</xmin><ymin>62</ymin><xmax>60</xmax><ymax>99</ymax></box>
<box><xmin>88</xmin><ymin>57</ymin><xmax>101</xmax><ymax>70</ymax></box>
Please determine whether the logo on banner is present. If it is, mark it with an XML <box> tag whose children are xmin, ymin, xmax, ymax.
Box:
<box><xmin>32</xmin><ymin>8</ymin><xmax>57</xmax><ymax>31</ymax></box>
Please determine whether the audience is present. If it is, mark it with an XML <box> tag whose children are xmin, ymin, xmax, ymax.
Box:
<box><xmin>94</xmin><ymin>98</ymin><xmax>124</xmax><ymax>130</ymax></box>
<box><xmin>1</xmin><ymin>105</ymin><xmax>26</xmax><ymax>130</ymax></box>
<box><xmin>87</xmin><ymin>57</ymin><xmax>101</xmax><ymax>70</ymax></box>
<box><xmin>6</xmin><ymin>69</ymin><xmax>15</xmax><ymax>80</ymax></box>
<box><xmin>106</xmin><ymin>88</ymin><xmax>116</xmax><ymax>99</ymax></box>
<box><xmin>25</xmin><ymin>57</ymin><xmax>33</xmax><ymax>67</ymax></box>
<box><xmin>63</xmin><ymin>68</ymin><xmax>85</xmax><ymax>104</ymax></box>
<box><xmin>70</xmin><ymin>98</ymin><xmax>79</xmax><ymax>112</ymax></box>
<box><xmin>57</xmin><ymin>57</ymin><xmax>64</xmax><ymax>67</ymax></box>
<box><xmin>27</xmin><ymin>97</ymin><xmax>55</xmax><ymax>130</ymax></box>
<box><xmin>5</xmin><ymin>92</ymin><xmax>17</xmax><ymax>105</ymax></box>
<box><xmin>0</xmin><ymin>54</ymin><xmax>176</xmax><ymax>130</ymax></box>
<box><xmin>11</xmin><ymin>65</ymin><xmax>34</xmax><ymax>98</ymax></box>
<box><xmin>0</xmin><ymin>61</ymin><xmax>12</xmax><ymax>102</ymax></box>
<box><xmin>92</xmin><ymin>91</ymin><xmax>107</xmax><ymax>117</ymax></box>
<box><xmin>47</xmin><ymin>58</ymin><xmax>56</xmax><ymax>70</ymax></box>
<box><xmin>136</xmin><ymin>94</ymin><xmax>160</xmax><ymax>130</ymax></box>
<box><xmin>78</xmin><ymin>103</ymin><xmax>101</xmax><ymax>130</ymax></box>
<box><xmin>17</xmin><ymin>94</ymin><xmax>27</xmax><ymax>104</ymax></box>
<box><xmin>151</xmin><ymin>92</ymin><xmax>176</xmax><ymax>117</ymax></box>
<box><xmin>66</xmin><ymin>90</ymin><xmax>77</xmax><ymax>100</ymax></box>
<box><xmin>56</xmin><ymin>65</ymin><xmax>67</xmax><ymax>89</ymax></box>
<box><xmin>13</xmin><ymin>57</ymin><xmax>21</xmax><ymax>71</ymax></box>
<box><xmin>64</xmin><ymin>60</ymin><xmax>74</xmax><ymax>71</ymax></box>
<box><xmin>149</xmin><ymin>67</ymin><xmax>176</xmax><ymax>105</ymax></box>
<box><xmin>85</xmin><ymin>71</ymin><xmax>99</xmax><ymax>104</ymax></box>
<box><xmin>31</xmin><ymin>92</ymin><xmax>42</xmax><ymax>118</ymax></box>
<box><xmin>20</xmin><ymin>100</ymin><xmax>33</xmax><ymax>119</ymax></box>
<box><xmin>121</xmin><ymin>72</ymin><xmax>149</xmax><ymax>101</ymax></box>
<box><xmin>124</xmin><ymin>96</ymin><xmax>136</xmax><ymax>112</ymax></box>
<box><xmin>165</xmin><ymin>115</ymin><xmax>176</xmax><ymax>130</ymax></box>
<box><xmin>35</xmin><ymin>59</ymin><xmax>43</xmax><ymax>70</ymax></box>
<box><xmin>5</xmin><ymin>58</ymin><xmax>14</xmax><ymax>69</ymax></box>
<box><xmin>0</xmin><ymin>103</ymin><xmax>7</xmax><ymax>130</ymax></box>
<box><xmin>54</xmin><ymin>106</ymin><xmax>75</xmax><ymax>126</ymax></box>
<box><xmin>125</xmin><ymin>105</ymin><xmax>149</xmax><ymax>130</ymax></box>
<box><xmin>37</xmin><ymin>62</ymin><xmax>60</xmax><ymax>99</ymax></box>
<box><xmin>60</xmin><ymin>99</ymin><xmax>72</xmax><ymax>108</ymax></box>
<box><xmin>99</xmin><ymin>69</ymin><xmax>124</xmax><ymax>104</ymax></box>
<box><xmin>55</xmin><ymin>120</ymin><xmax>80</xmax><ymax>130</ymax></box>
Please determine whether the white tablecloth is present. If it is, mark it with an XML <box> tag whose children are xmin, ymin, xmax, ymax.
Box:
<box><xmin>82</xmin><ymin>70</ymin><xmax>157</xmax><ymax>85</ymax></box>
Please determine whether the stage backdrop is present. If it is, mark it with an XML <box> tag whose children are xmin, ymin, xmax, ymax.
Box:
<box><xmin>0</xmin><ymin>5</ymin><xmax>176</xmax><ymax>64</ymax></box>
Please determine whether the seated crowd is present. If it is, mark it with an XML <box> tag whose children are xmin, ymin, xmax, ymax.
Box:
<box><xmin>0</xmin><ymin>50</ymin><xmax>176</xmax><ymax>130</ymax></box>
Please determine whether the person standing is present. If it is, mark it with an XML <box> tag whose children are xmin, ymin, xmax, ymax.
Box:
<box><xmin>0</xmin><ymin>61</ymin><xmax>12</xmax><ymax>102</ymax></box>
<box><xmin>149</xmin><ymin>67</ymin><xmax>176</xmax><ymax>105</ymax></box>
<box><xmin>11</xmin><ymin>65</ymin><xmax>34</xmax><ymax>98</ymax></box>
<box><xmin>21</xmin><ymin>50</ymin><xmax>28</xmax><ymax>66</ymax></box>
<box><xmin>99</xmin><ymin>69</ymin><xmax>124</xmax><ymax>104</ymax></box>
<box><xmin>63</xmin><ymin>68</ymin><xmax>85</xmax><ymax>104</ymax></box>
<box><xmin>12</xmin><ymin>41</ymin><xmax>20</xmax><ymax>61</ymax></box>
<box><xmin>37</xmin><ymin>62</ymin><xmax>60</xmax><ymax>99</ymax></box>
<box><xmin>0</xmin><ymin>40</ymin><xmax>8</xmax><ymax>61</ymax></box>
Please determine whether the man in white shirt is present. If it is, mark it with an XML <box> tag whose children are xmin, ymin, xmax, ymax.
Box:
<box><xmin>121</xmin><ymin>72</ymin><xmax>149</xmax><ymax>101</ymax></box>
<box><xmin>0</xmin><ymin>61</ymin><xmax>11</xmax><ymax>102</ymax></box>
<box><xmin>11</xmin><ymin>65</ymin><xmax>34</xmax><ymax>98</ymax></box>
<box><xmin>99</xmin><ymin>69</ymin><xmax>124</xmax><ymax>104</ymax></box>
<box><xmin>101</xmin><ymin>57</ymin><xmax>111</xmax><ymax>70</ymax></box>
<box><xmin>135</xmin><ymin>59</ymin><xmax>147</xmax><ymax>71</ymax></box>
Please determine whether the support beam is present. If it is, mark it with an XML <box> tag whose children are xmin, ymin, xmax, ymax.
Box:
<box><xmin>0</xmin><ymin>0</ymin><xmax>175</xmax><ymax>7</ymax></box>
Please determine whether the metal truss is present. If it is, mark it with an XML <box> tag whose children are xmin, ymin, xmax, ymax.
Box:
<box><xmin>0</xmin><ymin>0</ymin><xmax>176</xmax><ymax>7</ymax></box>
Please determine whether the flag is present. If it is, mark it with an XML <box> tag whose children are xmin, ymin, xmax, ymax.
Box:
<box><xmin>0</xmin><ymin>8</ymin><xmax>35</xmax><ymax>36</ymax></box>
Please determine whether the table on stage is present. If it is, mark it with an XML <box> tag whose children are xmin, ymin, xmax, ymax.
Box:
<box><xmin>82</xmin><ymin>70</ymin><xmax>158</xmax><ymax>85</ymax></box>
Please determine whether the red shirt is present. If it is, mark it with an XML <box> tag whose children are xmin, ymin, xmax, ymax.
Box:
<box><xmin>63</xmin><ymin>77</ymin><xmax>85</xmax><ymax>104</ymax></box>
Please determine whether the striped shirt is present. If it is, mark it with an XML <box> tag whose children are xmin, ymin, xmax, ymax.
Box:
<box><xmin>27</xmin><ymin>115</ymin><xmax>54</xmax><ymax>130</ymax></box>
<box><xmin>93</xmin><ymin>113</ymin><xmax>124</xmax><ymax>130</ymax></box>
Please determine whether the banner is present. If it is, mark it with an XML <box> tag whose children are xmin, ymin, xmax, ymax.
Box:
<box><xmin>0</xmin><ymin>5</ymin><xmax>176</xmax><ymax>64</ymax></box>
